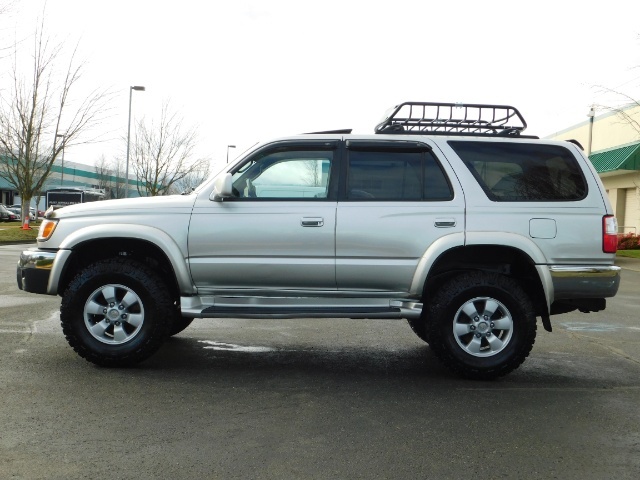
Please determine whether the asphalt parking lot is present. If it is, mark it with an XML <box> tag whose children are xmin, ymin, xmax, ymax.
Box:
<box><xmin>1</xmin><ymin>243</ymin><xmax>639</xmax><ymax>479</ymax></box>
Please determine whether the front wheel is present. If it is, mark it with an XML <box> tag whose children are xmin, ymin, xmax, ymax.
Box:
<box><xmin>426</xmin><ymin>272</ymin><xmax>537</xmax><ymax>380</ymax></box>
<box><xmin>60</xmin><ymin>258</ymin><xmax>174</xmax><ymax>367</ymax></box>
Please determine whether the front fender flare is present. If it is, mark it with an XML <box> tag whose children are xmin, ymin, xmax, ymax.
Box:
<box><xmin>49</xmin><ymin>224</ymin><xmax>195</xmax><ymax>296</ymax></box>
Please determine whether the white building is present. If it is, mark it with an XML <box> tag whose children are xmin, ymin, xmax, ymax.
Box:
<box><xmin>547</xmin><ymin>104</ymin><xmax>640</xmax><ymax>234</ymax></box>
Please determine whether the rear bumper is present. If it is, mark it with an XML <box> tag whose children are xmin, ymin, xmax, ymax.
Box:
<box><xmin>550</xmin><ymin>265</ymin><xmax>621</xmax><ymax>300</ymax></box>
<box><xmin>16</xmin><ymin>249</ymin><xmax>57</xmax><ymax>294</ymax></box>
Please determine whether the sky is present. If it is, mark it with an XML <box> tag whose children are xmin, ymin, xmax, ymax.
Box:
<box><xmin>2</xmin><ymin>0</ymin><xmax>640</xmax><ymax>173</ymax></box>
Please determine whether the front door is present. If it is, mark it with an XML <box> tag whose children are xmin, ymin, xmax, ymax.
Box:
<box><xmin>188</xmin><ymin>141</ymin><xmax>339</xmax><ymax>293</ymax></box>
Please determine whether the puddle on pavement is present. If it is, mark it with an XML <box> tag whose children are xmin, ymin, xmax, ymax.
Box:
<box><xmin>198</xmin><ymin>340</ymin><xmax>275</xmax><ymax>353</ymax></box>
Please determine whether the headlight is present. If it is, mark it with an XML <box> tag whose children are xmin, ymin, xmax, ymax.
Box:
<box><xmin>37</xmin><ymin>219</ymin><xmax>59</xmax><ymax>241</ymax></box>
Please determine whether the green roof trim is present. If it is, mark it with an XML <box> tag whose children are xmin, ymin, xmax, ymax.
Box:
<box><xmin>589</xmin><ymin>142</ymin><xmax>640</xmax><ymax>173</ymax></box>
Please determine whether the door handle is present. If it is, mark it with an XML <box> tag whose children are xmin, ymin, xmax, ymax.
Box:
<box><xmin>434</xmin><ymin>218</ymin><xmax>456</xmax><ymax>228</ymax></box>
<box><xmin>301</xmin><ymin>217</ymin><xmax>324</xmax><ymax>227</ymax></box>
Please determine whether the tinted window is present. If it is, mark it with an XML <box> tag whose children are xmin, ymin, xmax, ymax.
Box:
<box><xmin>346</xmin><ymin>150</ymin><xmax>452</xmax><ymax>201</ymax></box>
<box><xmin>449</xmin><ymin>141</ymin><xmax>587</xmax><ymax>201</ymax></box>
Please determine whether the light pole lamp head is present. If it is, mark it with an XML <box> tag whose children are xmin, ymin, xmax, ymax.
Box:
<box><xmin>131</xmin><ymin>85</ymin><xmax>146</xmax><ymax>91</ymax></box>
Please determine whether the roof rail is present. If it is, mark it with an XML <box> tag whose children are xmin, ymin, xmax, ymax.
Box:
<box><xmin>375</xmin><ymin>101</ymin><xmax>527</xmax><ymax>137</ymax></box>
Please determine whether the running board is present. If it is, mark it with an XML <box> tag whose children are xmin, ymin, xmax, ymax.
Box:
<box><xmin>180</xmin><ymin>296</ymin><xmax>423</xmax><ymax>320</ymax></box>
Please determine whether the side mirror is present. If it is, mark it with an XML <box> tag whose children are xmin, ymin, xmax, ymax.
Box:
<box><xmin>210</xmin><ymin>173</ymin><xmax>233</xmax><ymax>202</ymax></box>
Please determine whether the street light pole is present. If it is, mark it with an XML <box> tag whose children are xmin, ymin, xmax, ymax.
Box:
<box><xmin>587</xmin><ymin>105</ymin><xmax>595</xmax><ymax>157</ymax></box>
<box><xmin>55</xmin><ymin>134</ymin><xmax>65</xmax><ymax>185</ymax></box>
<box><xmin>125</xmin><ymin>85</ymin><xmax>146</xmax><ymax>198</ymax></box>
<box><xmin>226</xmin><ymin>145</ymin><xmax>236</xmax><ymax>163</ymax></box>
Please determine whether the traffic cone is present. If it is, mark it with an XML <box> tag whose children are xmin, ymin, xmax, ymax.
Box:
<box><xmin>22</xmin><ymin>219</ymin><xmax>31</xmax><ymax>230</ymax></box>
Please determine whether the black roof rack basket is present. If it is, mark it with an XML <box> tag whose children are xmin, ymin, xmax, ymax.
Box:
<box><xmin>375</xmin><ymin>101</ymin><xmax>527</xmax><ymax>137</ymax></box>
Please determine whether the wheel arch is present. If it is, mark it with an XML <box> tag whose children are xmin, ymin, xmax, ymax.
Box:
<box><xmin>54</xmin><ymin>225</ymin><xmax>194</xmax><ymax>297</ymax></box>
<box><xmin>414</xmin><ymin>235</ymin><xmax>551</xmax><ymax>317</ymax></box>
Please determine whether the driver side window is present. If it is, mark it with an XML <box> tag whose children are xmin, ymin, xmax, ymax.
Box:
<box><xmin>232</xmin><ymin>149</ymin><xmax>333</xmax><ymax>199</ymax></box>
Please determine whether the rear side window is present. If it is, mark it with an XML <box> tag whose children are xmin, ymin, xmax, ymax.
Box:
<box><xmin>449</xmin><ymin>141</ymin><xmax>587</xmax><ymax>201</ymax></box>
<box><xmin>346</xmin><ymin>150</ymin><xmax>453</xmax><ymax>201</ymax></box>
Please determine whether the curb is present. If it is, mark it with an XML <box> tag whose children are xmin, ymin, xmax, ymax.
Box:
<box><xmin>615</xmin><ymin>256</ymin><xmax>640</xmax><ymax>272</ymax></box>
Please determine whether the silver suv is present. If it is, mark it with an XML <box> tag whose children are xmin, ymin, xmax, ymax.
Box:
<box><xmin>17</xmin><ymin>102</ymin><xmax>621</xmax><ymax>379</ymax></box>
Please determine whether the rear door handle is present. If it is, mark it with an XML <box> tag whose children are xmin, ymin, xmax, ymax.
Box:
<box><xmin>301</xmin><ymin>217</ymin><xmax>324</xmax><ymax>227</ymax></box>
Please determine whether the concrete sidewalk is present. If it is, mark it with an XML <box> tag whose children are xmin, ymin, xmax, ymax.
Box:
<box><xmin>615</xmin><ymin>255</ymin><xmax>640</xmax><ymax>272</ymax></box>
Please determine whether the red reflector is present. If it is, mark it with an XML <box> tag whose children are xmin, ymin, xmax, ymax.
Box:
<box><xmin>603</xmin><ymin>215</ymin><xmax>618</xmax><ymax>253</ymax></box>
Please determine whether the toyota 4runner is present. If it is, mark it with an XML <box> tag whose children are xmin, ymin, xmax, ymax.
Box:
<box><xmin>17</xmin><ymin>102</ymin><xmax>622</xmax><ymax>379</ymax></box>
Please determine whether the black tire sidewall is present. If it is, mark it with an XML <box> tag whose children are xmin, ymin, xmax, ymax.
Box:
<box><xmin>61</xmin><ymin>259</ymin><xmax>173</xmax><ymax>366</ymax></box>
<box><xmin>428</xmin><ymin>273</ymin><xmax>536</xmax><ymax>378</ymax></box>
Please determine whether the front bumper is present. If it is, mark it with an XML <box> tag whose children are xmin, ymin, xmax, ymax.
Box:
<box><xmin>16</xmin><ymin>249</ymin><xmax>57</xmax><ymax>294</ymax></box>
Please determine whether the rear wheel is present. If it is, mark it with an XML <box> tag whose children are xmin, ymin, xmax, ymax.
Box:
<box><xmin>61</xmin><ymin>258</ymin><xmax>174</xmax><ymax>367</ymax></box>
<box><xmin>426</xmin><ymin>271</ymin><xmax>536</xmax><ymax>380</ymax></box>
<box><xmin>169</xmin><ymin>317</ymin><xmax>194</xmax><ymax>336</ymax></box>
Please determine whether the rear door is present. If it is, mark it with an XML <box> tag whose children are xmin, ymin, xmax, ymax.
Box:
<box><xmin>336</xmin><ymin>139</ymin><xmax>465</xmax><ymax>292</ymax></box>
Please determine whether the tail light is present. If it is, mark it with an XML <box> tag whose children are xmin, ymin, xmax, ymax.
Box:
<box><xmin>603</xmin><ymin>215</ymin><xmax>618</xmax><ymax>254</ymax></box>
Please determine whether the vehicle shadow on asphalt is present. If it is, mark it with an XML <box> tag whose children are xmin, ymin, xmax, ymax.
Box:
<box><xmin>133</xmin><ymin>334</ymin><xmax>638</xmax><ymax>389</ymax></box>
<box><xmin>146</xmin><ymin>335</ymin><xmax>457</xmax><ymax>379</ymax></box>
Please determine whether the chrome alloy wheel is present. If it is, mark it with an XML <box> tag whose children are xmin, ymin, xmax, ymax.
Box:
<box><xmin>452</xmin><ymin>296</ymin><xmax>514</xmax><ymax>357</ymax></box>
<box><xmin>83</xmin><ymin>284</ymin><xmax>145</xmax><ymax>345</ymax></box>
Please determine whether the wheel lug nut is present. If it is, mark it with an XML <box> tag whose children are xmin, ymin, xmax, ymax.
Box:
<box><xmin>121</xmin><ymin>314</ymin><xmax>127</xmax><ymax>319</ymax></box>
<box><xmin>470</xmin><ymin>325</ymin><xmax>476</xmax><ymax>330</ymax></box>
<box><xmin>103</xmin><ymin>309</ymin><xmax>107</xmax><ymax>314</ymax></box>
<box><xmin>475</xmin><ymin>333</ymin><xmax>482</xmax><ymax>338</ymax></box>
<box><xmin>490</xmin><ymin>322</ymin><xmax>495</xmax><ymax>328</ymax></box>
<box><xmin>119</xmin><ymin>305</ymin><xmax>124</xmax><ymax>310</ymax></box>
<box><xmin>484</xmin><ymin>315</ymin><xmax>489</xmax><ymax>320</ymax></box>
<box><xmin>109</xmin><ymin>303</ymin><xmax>115</xmax><ymax>307</ymax></box>
<box><xmin>105</xmin><ymin>319</ymin><xmax>110</xmax><ymax>324</ymax></box>
<box><xmin>474</xmin><ymin>316</ymin><xmax>479</xmax><ymax>321</ymax></box>
<box><xmin>486</xmin><ymin>332</ymin><xmax>492</xmax><ymax>337</ymax></box>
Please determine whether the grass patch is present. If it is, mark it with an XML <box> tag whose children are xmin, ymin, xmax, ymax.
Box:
<box><xmin>0</xmin><ymin>222</ymin><xmax>39</xmax><ymax>243</ymax></box>
<box><xmin>617</xmin><ymin>249</ymin><xmax>640</xmax><ymax>259</ymax></box>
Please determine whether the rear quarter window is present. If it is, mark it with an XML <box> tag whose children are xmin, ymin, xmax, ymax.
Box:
<box><xmin>448</xmin><ymin>141</ymin><xmax>587</xmax><ymax>202</ymax></box>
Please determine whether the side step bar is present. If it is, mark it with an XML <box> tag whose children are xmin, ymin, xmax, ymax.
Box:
<box><xmin>180</xmin><ymin>296</ymin><xmax>423</xmax><ymax>320</ymax></box>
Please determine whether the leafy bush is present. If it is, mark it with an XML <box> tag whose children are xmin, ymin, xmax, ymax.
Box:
<box><xmin>617</xmin><ymin>232</ymin><xmax>640</xmax><ymax>250</ymax></box>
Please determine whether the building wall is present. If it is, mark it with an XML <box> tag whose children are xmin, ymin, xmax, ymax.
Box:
<box><xmin>1</xmin><ymin>157</ymin><xmax>139</xmax><ymax>210</ymax></box>
<box><xmin>547</xmin><ymin>104</ymin><xmax>640</xmax><ymax>153</ymax></box>
<box><xmin>548</xmin><ymin>104</ymin><xmax>640</xmax><ymax>234</ymax></box>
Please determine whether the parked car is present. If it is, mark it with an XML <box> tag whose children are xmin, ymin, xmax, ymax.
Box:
<box><xmin>8</xmin><ymin>205</ymin><xmax>37</xmax><ymax>220</ymax></box>
<box><xmin>0</xmin><ymin>204</ymin><xmax>20</xmax><ymax>222</ymax></box>
<box><xmin>16</xmin><ymin>101</ymin><xmax>621</xmax><ymax>379</ymax></box>
<box><xmin>6</xmin><ymin>206</ymin><xmax>22</xmax><ymax>219</ymax></box>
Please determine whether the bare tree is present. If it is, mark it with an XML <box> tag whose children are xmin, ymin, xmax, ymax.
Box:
<box><xmin>303</xmin><ymin>160</ymin><xmax>322</xmax><ymax>186</ymax></box>
<box><xmin>0</xmin><ymin>18</ymin><xmax>111</xmax><ymax>226</ymax></box>
<box><xmin>94</xmin><ymin>155</ymin><xmax>131</xmax><ymax>199</ymax></box>
<box><xmin>171</xmin><ymin>161</ymin><xmax>211</xmax><ymax>194</ymax></box>
<box><xmin>595</xmin><ymin>91</ymin><xmax>640</xmax><ymax>137</ymax></box>
<box><xmin>130</xmin><ymin>102</ymin><xmax>206</xmax><ymax>196</ymax></box>
<box><xmin>109</xmin><ymin>157</ymin><xmax>127</xmax><ymax>199</ymax></box>
<box><xmin>95</xmin><ymin>154</ymin><xmax>112</xmax><ymax>192</ymax></box>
